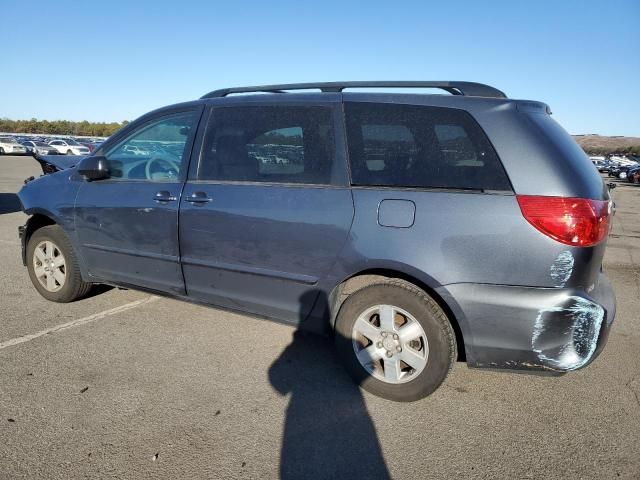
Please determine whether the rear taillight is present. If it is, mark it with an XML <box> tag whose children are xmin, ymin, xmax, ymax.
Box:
<box><xmin>517</xmin><ymin>195</ymin><xmax>611</xmax><ymax>247</ymax></box>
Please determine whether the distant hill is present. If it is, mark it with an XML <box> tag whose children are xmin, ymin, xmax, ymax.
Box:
<box><xmin>573</xmin><ymin>135</ymin><xmax>640</xmax><ymax>156</ymax></box>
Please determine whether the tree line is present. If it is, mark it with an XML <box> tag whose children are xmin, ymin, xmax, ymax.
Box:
<box><xmin>0</xmin><ymin>118</ymin><xmax>129</xmax><ymax>137</ymax></box>
<box><xmin>582</xmin><ymin>145</ymin><xmax>640</xmax><ymax>156</ymax></box>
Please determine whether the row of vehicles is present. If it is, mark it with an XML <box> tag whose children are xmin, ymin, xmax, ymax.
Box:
<box><xmin>590</xmin><ymin>155</ymin><xmax>640</xmax><ymax>182</ymax></box>
<box><xmin>0</xmin><ymin>135</ymin><xmax>104</xmax><ymax>156</ymax></box>
<box><xmin>609</xmin><ymin>163</ymin><xmax>640</xmax><ymax>183</ymax></box>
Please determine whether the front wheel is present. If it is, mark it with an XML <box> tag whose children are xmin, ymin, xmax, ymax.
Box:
<box><xmin>26</xmin><ymin>225</ymin><xmax>92</xmax><ymax>302</ymax></box>
<box><xmin>66</xmin><ymin>149</ymin><xmax>73</xmax><ymax>155</ymax></box>
<box><xmin>334</xmin><ymin>280</ymin><xmax>456</xmax><ymax>402</ymax></box>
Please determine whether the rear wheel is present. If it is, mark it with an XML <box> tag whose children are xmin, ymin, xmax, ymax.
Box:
<box><xmin>0</xmin><ymin>147</ymin><xmax>4</xmax><ymax>155</ymax></box>
<box><xmin>334</xmin><ymin>280</ymin><xmax>456</xmax><ymax>402</ymax></box>
<box><xmin>26</xmin><ymin>225</ymin><xmax>92</xmax><ymax>302</ymax></box>
<box><xmin>66</xmin><ymin>149</ymin><xmax>73</xmax><ymax>155</ymax></box>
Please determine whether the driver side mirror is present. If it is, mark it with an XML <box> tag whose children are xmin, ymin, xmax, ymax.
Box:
<box><xmin>77</xmin><ymin>155</ymin><xmax>110</xmax><ymax>181</ymax></box>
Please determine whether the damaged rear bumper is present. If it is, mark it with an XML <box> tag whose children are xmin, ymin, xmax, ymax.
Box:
<box><xmin>439</xmin><ymin>272</ymin><xmax>616</xmax><ymax>373</ymax></box>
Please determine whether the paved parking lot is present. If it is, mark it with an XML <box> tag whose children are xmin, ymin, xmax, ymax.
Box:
<box><xmin>0</xmin><ymin>155</ymin><xmax>639</xmax><ymax>479</ymax></box>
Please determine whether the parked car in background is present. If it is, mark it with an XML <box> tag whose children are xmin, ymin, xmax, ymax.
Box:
<box><xmin>609</xmin><ymin>164</ymin><xmax>638</xmax><ymax>179</ymax></box>
<box><xmin>77</xmin><ymin>141</ymin><xmax>98</xmax><ymax>153</ymax></box>
<box><xmin>0</xmin><ymin>137</ymin><xmax>28</xmax><ymax>155</ymax></box>
<box><xmin>591</xmin><ymin>159</ymin><xmax>608</xmax><ymax>172</ymax></box>
<box><xmin>17</xmin><ymin>81</ymin><xmax>616</xmax><ymax>401</ymax></box>
<box><xmin>626</xmin><ymin>165</ymin><xmax>640</xmax><ymax>183</ymax></box>
<box><xmin>21</xmin><ymin>140</ymin><xmax>59</xmax><ymax>156</ymax></box>
<box><xmin>610</xmin><ymin>155</ymin><xmax>637</xmax><ymax>166</ymax></box>
<box><xmin>48</xmin><ymin>139</ymin><xmax>91</xmax><ymax>156</ymax></box>
<box><xmin>598</xmin><ymin>160</ymin><xmax>613</xmax><ymax>173</ymax></box>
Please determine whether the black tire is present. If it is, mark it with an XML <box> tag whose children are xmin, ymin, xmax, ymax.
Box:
<box><xmin>0</xmin><ymin>147</ymin><xmax>4</xmax><ymax>155</ymax></box>
<box><xmin>66</xmin><ymin>149</ymin><xmax>73</xmax><ymax>155</ymax></box>
<box><xmin>334</xmin><ymin>279</ymin><xmax>456</xmax><ymax>402</ymax></box>
<box><xmin>26</xmin><ymin>225</ymin><xmax>92</xmax><ymax>302</ymax></box>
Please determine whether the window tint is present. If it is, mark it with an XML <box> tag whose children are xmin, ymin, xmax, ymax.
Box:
<box><xmin>104</xmin><ymin>111</ymin><xmax>198</xmax><ymax>181</ymax></box>
<box><xmin>199</xmin><ymin>106</ymin><xmax>337</xmax><ymax>185</ymax></box>
<box><xmin>345</xmin><ymin>102</ymin><xmax>511</xmax><ymax>191</ymax></box>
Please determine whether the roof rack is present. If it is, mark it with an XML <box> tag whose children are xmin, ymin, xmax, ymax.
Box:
<box><xmin>201</xmin><ymin>81</ymin><xmax>507</xmax><ymax>99</ymax></box>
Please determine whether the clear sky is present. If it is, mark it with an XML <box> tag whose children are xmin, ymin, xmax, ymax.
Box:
<box><xmin>1</xmin><ymin>0</ymin><xmax>638</xmax><ymax>136</ymax></box>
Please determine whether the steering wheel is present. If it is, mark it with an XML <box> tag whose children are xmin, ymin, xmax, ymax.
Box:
<box><xmin>145</xmin><ymin>157</ymin><xmax>180</xmax><ymax>180</ymax></box>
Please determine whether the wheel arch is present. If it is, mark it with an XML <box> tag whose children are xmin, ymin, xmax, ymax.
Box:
<box><xmin>21</xmin><ymin>210</ymin><xmax>86</xmax><ymax>278</ymax></box>
<box><xmin>329</xmin><ymin>267</ymin><xmax>468</xmax><ymax>361</ymax></box>
<box><xmin>21</xmin><ymin>212</ymin><xmax>57</xmax><ymax>264</ymax></box>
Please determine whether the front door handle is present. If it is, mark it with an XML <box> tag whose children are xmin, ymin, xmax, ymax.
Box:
<box><xmin>185</xmin><ymin>191</ymin><xmax>212</xmax><ymax>204</ymax></box>
<box><xmin>154</xmin><ymin>190</ymin><xmax>177</xmax><ymax>203</ymax></box>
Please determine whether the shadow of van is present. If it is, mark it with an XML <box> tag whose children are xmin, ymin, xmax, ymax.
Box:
<box><xmin>268</xmin><ymin>290</ymin><xmax>391</xmax><ymax>479</ymax></box>
<box><xmin>0</xmin><ymin>193</ymin><xmax>22</xmax><ymax>215</ymax></box>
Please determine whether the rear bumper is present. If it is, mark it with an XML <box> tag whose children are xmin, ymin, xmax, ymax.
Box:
<box><xmin>439</xmin><ymin>272</ymin><xmax>616</xmax><ymax>373</ymax></box>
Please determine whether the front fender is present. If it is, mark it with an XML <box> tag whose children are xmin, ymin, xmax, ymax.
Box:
<box><xmin>17</xmin><ymin>171</ymin><xmax>88</xmax><ymax>277</ymax></box>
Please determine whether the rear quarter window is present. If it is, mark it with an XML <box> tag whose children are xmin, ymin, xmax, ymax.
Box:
<box><xmin>344</xmin><ymin>102</ymin><xmax>511</xmax><ymax>191</ymax></box>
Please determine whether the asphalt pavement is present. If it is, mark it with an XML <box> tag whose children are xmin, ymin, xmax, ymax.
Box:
<box><xmin>0</xmin><ymin>155</ymin><xmax>638</xmax><ymax>479</ymax></box>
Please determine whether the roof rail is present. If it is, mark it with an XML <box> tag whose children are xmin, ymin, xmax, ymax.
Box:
<box><xmin>201</xmin><ymin>81</ymin><xmax>507</xmax><ymax>99</ymax></box>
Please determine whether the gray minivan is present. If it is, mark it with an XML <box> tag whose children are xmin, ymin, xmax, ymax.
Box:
<box><xmin>18</xmin><ymin>81</ymin><xmax>616</xmax><ymax>401</ymax></box>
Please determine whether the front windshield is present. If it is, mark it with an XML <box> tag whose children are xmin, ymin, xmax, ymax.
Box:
<box><xmin>65</xmin><ymin>139</ymin><xmax>81</xmax><ymax>146</ymax></box>
<box><xmin>1</xmin><ymin>137</ymin><xmax>18</xmax><ymax>144</ymax></box>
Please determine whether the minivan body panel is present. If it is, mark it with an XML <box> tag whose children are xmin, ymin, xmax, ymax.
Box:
<box><xmin>179</xmin><ymin>183</ymin><xmax>354</xmax><ymax>323</ymax></box>
<box><xmin>74</xmin><ymin>180</ymin><xmax>185</xmax><ymax>295</ymax></box>
<box><xmin>18</xmin><ymin>170</ymin><xmax>85</xmax><ymax>271</ymax></box>
<box><xmin>333</xmin><ymin>188</ymin><xmax>601</xmax><ymax>290</ymax></box>
<box><xmin>441</xmin><ymin>271</ymin><xmax>615</xmax><ymax>371</ymax></box>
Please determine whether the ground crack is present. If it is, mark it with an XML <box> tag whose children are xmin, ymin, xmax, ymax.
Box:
<box><xmin>626</xmin><ymin>377</ymin><xmax>640</xmax><ymax>408</ymax></box>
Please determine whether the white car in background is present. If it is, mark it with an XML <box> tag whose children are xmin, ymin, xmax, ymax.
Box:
<box><xmin>0</xmin><ymin>137</ymin><xmax>28</xmax><ymax>155</ymax></box>
<box><xmin>48</xmin><ymin>139</ymin><xmax>91</xmax><ymax>156</ymax></box>
<box><xmin>21</xmin><ymin>141</ymin><xmax>59</xmax><ymax>156</ymax></box>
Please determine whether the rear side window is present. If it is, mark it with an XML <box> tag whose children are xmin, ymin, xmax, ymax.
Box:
<box><xmin>199</xmin><ymin>106</ymin><xmax>339</xmax><ymax>185</ymax></box>
<box><xmin>344</xmin><ymin>102</ymin><xmax>511</xmax><ymax>191</ymax></box>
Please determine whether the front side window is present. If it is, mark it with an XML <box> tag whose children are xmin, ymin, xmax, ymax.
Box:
<box><xmin>344</xmin><ymin>102</ymin><xmax>511</xmax><ymax>191</ymax></box>
<box><xmin>104</xmin><ymin>111</ymin><xmax>198</xmax><ymax>181</ymax></box>
<box><xmin>199</xmin><ymin>106</ymin><xmax>337</xmax><ymax>185</ymax></box>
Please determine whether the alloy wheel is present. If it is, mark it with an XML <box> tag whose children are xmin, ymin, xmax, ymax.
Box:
<box><xmin>33</xmin><ymin>240</ymin><xmax>66</xmax><ymax>292</ymax></box>
<box><xmin>351</xmin><ymin>304</ymin><xmax>429</xmax><ymax>384</ymax></box>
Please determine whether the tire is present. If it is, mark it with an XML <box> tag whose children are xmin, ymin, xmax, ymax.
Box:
<box><xmin>26</xmin><ymin>225</ymin><xmax>92</xmax><ymax>302</ymax></box>
<box><xmin>334</xmin><ymin>279</ymin><xmax>456</xmax><ymax>402</ymax></box>
<box><xmin>0</xmin><ymin>147</ymin><xmax>4</xmax><ymax>155</ymax></box>
<box><xmin>66</xmin><ymin>149</ymin><xmax>73</xmax><ymax>155</ymax></box>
